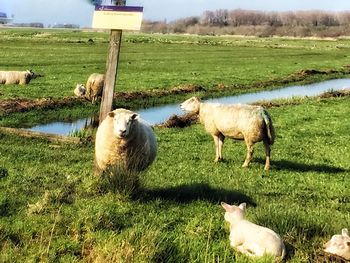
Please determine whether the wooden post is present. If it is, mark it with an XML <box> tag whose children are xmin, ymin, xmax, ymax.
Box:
<box><xmin>99</xmin><ymin>0</ymin><xmax>126</xmax><ymax>124</ymax></box>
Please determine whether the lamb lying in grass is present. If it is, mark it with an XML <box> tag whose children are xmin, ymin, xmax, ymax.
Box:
<box><xmin>95</xmin><ymin>108</ymin><xmax>157</xmax><ymax>173</ymax></box>
<box><xmin>221</xmin><ymin>202</ymin><xmax>286</xmax><ymax>259</ymax></box>
<box><xmin>180</xmin><ymin>97</ymin><xmax>275</xmax><ymax>170</ymax></box>
<box><xmin>0</xmin><ymin>70</ymin><xmax>38</xmax><ymax>85</ymax></box>
<box><xmin>323</xmin><ymin>228</ymin><xmax>350</xmax><ymax>261</ymax></box>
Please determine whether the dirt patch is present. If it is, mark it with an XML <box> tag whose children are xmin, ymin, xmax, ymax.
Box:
<box><xmin>114</xmin><ymin>84</ymin><xmax>205</xmax><ymax>100</ymax></box>
<box><xmin>0</xmin><ymin>97</ymin><xmax>85</xmax><ymax>115</ymax></box>
<box><xmin>156</xmin><ymin>112</ymin><xmax>198</xmax><ymax>128</ymax></box>
<box><xmin>313</xmin><ymin>251</ymin><xmax>349</xmax><ymax>263</ymax></box>
<box><xmin>318</xmin><ymin>88</ymin><xmax>350</xmax><ymax>99</ymax></box>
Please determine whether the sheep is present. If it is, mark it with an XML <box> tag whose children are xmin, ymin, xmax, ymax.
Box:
<box><xmin>323</xmin><ymin>228</ymin><xmax>350</xmax><ymax>260</ymax></box>
<box><xmin>221</xmin><ymin>202</ymin><xmax>286</xmax><ymax>259</ymax></box>
<box><xmin>85</xmin><ymin>73</ymin><xmax>105</xmax><ymax>103</ymax></box>
<box><xmin>74</xmin><ymin>84</ymin><xmax>86</xmax><ymax>97</ymax></box>
<box><xmin>0</xmin><ymin>70</ymin><xmax>38</xmax><ymax>85</ymax></box>
<box><xmin>95</xmin><ymin>108</ymin><xmax>157</xmax><ymax>173</ymax></box>
<box><xmin>180</xmin><ymin>97</ymin><xmax>275</xmax><ymax>170</ymax></box>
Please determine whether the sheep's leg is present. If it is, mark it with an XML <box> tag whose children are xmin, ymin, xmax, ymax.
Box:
<box><xmin>263</xmin><ymin>139</ymin><xmax>271</xmax><ymax>171</ymax></box>
<box><xmin>236</xmin><ymin>245</ymin><xmax>255</xmax><ymax>256</ymax></box>
<box><xmin>242</xmin><ymin>141</ymin><xmax>254</xmax><ymax>168</ymax></box>
<box><xmin>217</xmin><ymin>133</ymin><xmax>225</xmax><ymax>161</ymax></box>
<box><xmin>213</xmin><ymin>135</ymin><xmax>220</xmax><ymax>162</ymax></box>
<box><xmin>213</xmin><ymin>135</ymin><xmax>223</xmax><ymax>162</ymax></box>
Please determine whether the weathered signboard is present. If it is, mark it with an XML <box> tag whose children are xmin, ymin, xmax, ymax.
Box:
<box><xmin>92</xmin><ymin>5</ymin><xmax>143</xmax><ymax>30</ymax></box>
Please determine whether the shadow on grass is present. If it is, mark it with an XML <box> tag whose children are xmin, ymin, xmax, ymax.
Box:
<box><xmin>256</xmin><ymin>158</ymin><xmax>346</xmax><ymax>173</ymax></box>
<box><xmin>140</xmin><ymin>183</ymin><xmax>256</xmax><ymax>206</ymax></box>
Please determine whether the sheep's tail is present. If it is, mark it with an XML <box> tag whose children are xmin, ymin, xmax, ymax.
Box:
<box><xmin>261</xmin><ymin>109</ymin><xmax>275</xmax><ymax>145</ymax></box>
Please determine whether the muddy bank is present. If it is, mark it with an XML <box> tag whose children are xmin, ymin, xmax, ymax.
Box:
<box><xmin>0</xmin><ymin>68</ymin><xmax>348</xmax><ymax>115</ymax></box>
<box><xmin>114</xmin><ymin>84</ymin><xmax>205</xmax><ymax>101</ymax></box>
<box><xmin>0</xmin><ymin>97</ymin><xmax>85</xmax><ymax>115</ymax></box>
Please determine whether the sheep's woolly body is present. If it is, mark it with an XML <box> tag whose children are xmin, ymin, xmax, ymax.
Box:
<box><xmin>228</xmin><ymin>220</ymin><xmax>286</xmax><ymax>258</ymax></box>
<box><xmin>0</xmin><ymin>70</ymin><xmax>34</xmax><ymax>85</ymax></box>
<box><xmin>95</xmin><ymin>109</ymin><xmax>157</xmax><ymax>172</ymax></box>
<box><xmin>181</xmin><ymin>97</ymin><xmax>275</xmax><ymax>170</ymax></box>
<box><xmin>199</xmin><ymin>103</ymin><xmax>274</xmax><ymax>143</ymax></box>
<box><xmin>86</xmin><ymin>73</ymin><xmax>105</xmax><ymax>103</ymax></box>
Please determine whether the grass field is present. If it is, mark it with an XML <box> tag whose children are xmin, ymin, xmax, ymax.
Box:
<box><xmin>1</xmin><ymin>28</ymin><xmax>350</xmax><ymax>100</ymax></box>
<box><xmin>0</xmin><ymin>95</ymin><xmax>349</xmax><ymax>262</ymax></box>
<box><xmin>0</xmin><ymin>29</ymin><xmax>349</xmax><ymax>262</ymax></box>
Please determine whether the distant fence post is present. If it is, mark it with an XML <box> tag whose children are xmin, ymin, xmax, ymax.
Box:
<box><xmin>99</xmin><ymin>0</ymin><xmax>126</xmax><ymax>124</ymax></box>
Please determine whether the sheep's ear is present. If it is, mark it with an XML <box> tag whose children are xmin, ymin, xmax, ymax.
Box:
<box><xmin>108</xmin><ymin>112</ymin><xmax>115</xmax><ymax>118</ymax></box>
<box><xmin>131</xmin><ymin>113</ymin><xmax>139</xmax><ymax>121</ymax></box>
<box><xmin>238</xmin><ymin>203</ymin><xmax>246</xmax><ymax>211</ymax></box>
<box><xmin>342</xmin><ymin>228</ymin><xmax>349</xmax><ymax>237</ymax></box>
<box><xmin>221</xmin><ymin>202</ymin><xmax>231</xmax><ymax>211</ymax></box>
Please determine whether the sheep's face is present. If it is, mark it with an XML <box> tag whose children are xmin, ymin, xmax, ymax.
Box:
<box><xmin>109</xmin><ymin>111</ymin><xmax>139</xmax><ymax>139</ymax></box>
<box><xmin>26</xmin><ymin>70</ymin><xmax>38</xmax><ymax>79</ymax></box>
<box><xmin>221</xmin><ymin>202</ymin><xmax>246</xmax><ymax>225</ymax></box>
<box><xmin>75</xmin><ymin>84</ymin><xmax>86</xmax><ymax>96</ymax></box>
<box><xmin>324</xmin><ymin>229</ymin><xmax>350</xmax><ymax>260</ymax></box>
<box><xmin>180</xmin><ymin>97</ymin><xmax>201</xmax><ymax>114</ymax></box>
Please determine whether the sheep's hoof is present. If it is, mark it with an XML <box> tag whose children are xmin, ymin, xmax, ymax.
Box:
<box><xmin>264</xmin><ymin>166</ymin><xmax>270</xmax><ymax>171</ymax></box>
<box><xmin>242</xmin><ymin>163</ymin><xmax>249</xmax><ymax>168</ymax></box>
<box><xmin>214</xmin><ymin>157</ymin><xmax>223</xmax><ymax>163</ymax></box>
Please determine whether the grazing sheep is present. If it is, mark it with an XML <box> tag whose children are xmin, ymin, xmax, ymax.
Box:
<box><xmin>0</xmin><ymin>70</ymin><xmax>38</xmax><ymax>85</ymax></box>
<box><xmin>95</xmin><ymin>108</ymin><xmax>157</xmax><ymax>173</ymax></box>
<box><xmin>180</xmin><ymin>97</ymin><xmax>275</xmax><ymax>170</ymax></box>
<box><xmin>74</xmin><ymin>84</ymin><xmax>86</xmax><ymax>97</ymax></box>
<box><xmin>85</xmin><ymin>73</ymin><xmax>105</xmax><ymax>103</ymax></box>
<box><xmin>221</xmin><ymin>202</ymin><xmax>286</xmax><ymax>259</ymax></box>
<box><xmin>323</xmin><ymin>228</ymin><xmax>350</xmax><ymax>260</ymax></box>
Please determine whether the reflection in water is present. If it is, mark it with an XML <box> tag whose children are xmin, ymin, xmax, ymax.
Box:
<box><xmin>28</xmin><ymin>78</ymin><xmax>350</xmax><ymax>135</ymax></box>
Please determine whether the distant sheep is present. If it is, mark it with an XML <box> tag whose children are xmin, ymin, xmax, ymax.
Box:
<box><xmin>85</xmin><ymin>73</ymin><xmax>105</xmax><ymax>103</ymax></box>
<box><xmin>74</xmin><ymin>84</ymin><xmax>86</xmax><ymax>97</ymax></box>
<box><xmin>324</xmin><ymin>228</ymin><xmax>350</xmax><ymax>261</ymax></box>
<box><xmin>0</xmin><ymin>70</ymin><xmax>38</xmax><ymax>85</ymax></box>
<box><xmin>180</xmin><ymin>97</ymin><xmax>275</xmax><ymax>170</ymax></box>
<box><xmin>95</xmin><ymin>108</ymin><xmax>157</xmax><ymax>173</ymax></box>
<box><xmin>221</xmin><ymin>202</ymin><xmax>286</xmax><ymax>259</ymax></box>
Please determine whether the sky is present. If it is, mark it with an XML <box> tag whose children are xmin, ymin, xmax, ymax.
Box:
<box><xmin>0</xmin><ymin>0</ymin><xmax>350</xmax><ymax>27</ymax></box>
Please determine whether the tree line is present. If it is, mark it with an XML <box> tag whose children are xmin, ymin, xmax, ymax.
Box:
<box><xmin>142</xmin><ymin>9</ymin><xmax>350</xmax><ymax>37</ymax></box>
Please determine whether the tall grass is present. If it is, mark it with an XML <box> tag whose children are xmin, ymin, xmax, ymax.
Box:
<box><xmin>98</xmin><ymin>165</ymin><xmax>141</xmax><ymax>196</ymax></box>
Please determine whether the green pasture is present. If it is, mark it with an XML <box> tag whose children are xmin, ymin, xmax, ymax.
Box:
<box><xmin>0</xmin><ymin>29</ymin><xmax>349</xmax><ymax>262</ymax></box>
<box><xmin>0</xmin><ymin>28</ymin><xmax>350</xmax><ymax>100</ymax></box>
<box><xmin>0</xmin><ymin>95</ymin><xmax>349</xmax><ymax>262</ymax></box>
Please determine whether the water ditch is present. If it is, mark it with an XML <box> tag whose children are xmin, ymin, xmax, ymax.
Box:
<box><xmin>28</xmin><ymin>78</ymin><xmax>350</xmax><ymax>136</ymax></box>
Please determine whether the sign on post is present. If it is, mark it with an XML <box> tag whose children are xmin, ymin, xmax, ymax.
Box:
<box><xmin>92</xmin><ymin>2</ymin><xmax>143</xmax><ymax>124</ymax></box>
<box><xmin>93</xmin><ymin>6</ymin><xmax>143</xmax><ymax>30</ymax></box>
